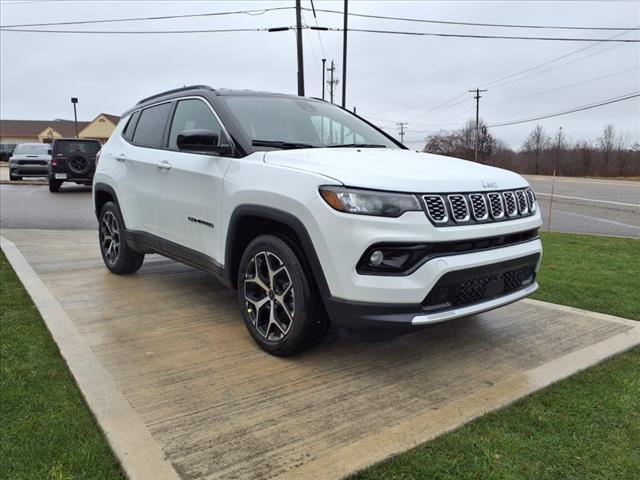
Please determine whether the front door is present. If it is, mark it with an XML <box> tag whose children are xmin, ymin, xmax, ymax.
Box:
<box><xmin>153</xmin><ymin>98</ymin><xmax>232</xmax><ymax>262</ymax></box>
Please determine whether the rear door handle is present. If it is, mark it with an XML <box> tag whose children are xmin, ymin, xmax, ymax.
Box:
<box><xmin>115</xmin><ymin>154</ymin><xmax>126</xmax><ymax>162</ymax></box>
<box><xmin>155</xmin><ymin>160</ymin><xmax>171</xmax><ymax>170</ymax></box>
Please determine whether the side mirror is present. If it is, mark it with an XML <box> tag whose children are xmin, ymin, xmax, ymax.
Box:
<box><xmin>176</xmin><ymin>129</ymin><xmax>231</xmax><ymax>155</ymax></box>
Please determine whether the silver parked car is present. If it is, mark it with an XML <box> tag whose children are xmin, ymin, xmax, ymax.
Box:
<box><xmin>9</xmin><ymin>143</ymin><xmax>52</xmax><ymax>181</ymax></box>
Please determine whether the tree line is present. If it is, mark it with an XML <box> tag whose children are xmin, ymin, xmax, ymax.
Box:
<box><xmin>422</xmin><ymin>121</ymin><xmax>639</xmax><ymax>177</ymax></box>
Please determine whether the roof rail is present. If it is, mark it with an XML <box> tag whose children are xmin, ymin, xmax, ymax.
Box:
<box><xmin>136</xmin><ymin>85</ymin><xmax>214</xmax><ymax>105</ymax></box>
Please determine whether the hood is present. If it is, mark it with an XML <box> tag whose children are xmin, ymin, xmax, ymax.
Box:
<box><xmin>263</xmin><ymin>148</ymin><xmax>528</xmax><ymax>193</ymax></box>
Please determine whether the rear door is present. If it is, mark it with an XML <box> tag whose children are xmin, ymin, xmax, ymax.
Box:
<box><xmin>122</xmin><ymin>102</ymin><xmax>173</xmax><ymax>237</ymax></box>
<box><xmin>153</xmin><ymin>97</ymin><xmax>232</xmax><ymax>260</ymax></box>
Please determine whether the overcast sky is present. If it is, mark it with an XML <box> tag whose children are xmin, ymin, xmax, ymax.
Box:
<box><xmin>1</xmin><ymin>0</ymin><xmax>638</xmax><ymax>149</ymax></box>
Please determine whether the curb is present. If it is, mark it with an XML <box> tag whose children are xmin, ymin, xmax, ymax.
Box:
<box><xmin>0</xmin><ymin>235</ymin><xmax>181</xmax><ymax>480</ymax></box>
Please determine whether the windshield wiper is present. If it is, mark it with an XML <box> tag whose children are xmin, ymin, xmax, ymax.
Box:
<box><xmin>252</xmin><ymin>140</ymin><xmax>316</xmax><ymax>150</ymax></box>
<box><xmin>325</xmin><ymin>143</ymin><xmax>387</xmax><ymax>148</ymax></box>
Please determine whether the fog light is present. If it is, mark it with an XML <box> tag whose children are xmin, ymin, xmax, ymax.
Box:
<box><xmin>369</xmin><ymin>250</ymin><xmax>384</xmax><ymax>266</ymax></box>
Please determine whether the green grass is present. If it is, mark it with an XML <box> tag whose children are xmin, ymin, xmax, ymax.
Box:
<box><xmin>0</xmin><ymin>251</ymin><xmax>123</xmax><ymax>480</ymax></box>
<box><xmin>353</xmin><ymin>232</ymin><xmax>640</xmax><ymax>480</ymax></box>
<box><xmin>1</xmin><ymin>233</ymin><xmax>638</xmax><ymax>480</ymax></box>
<box><xmin>532</xmin><ymin>232</ymin><xmax>640</xmax><ymax>320</ymax></box>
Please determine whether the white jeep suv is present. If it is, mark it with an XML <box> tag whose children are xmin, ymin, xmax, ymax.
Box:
<box><xmin>94</xmin><ymin>85</ymin><xmax>542</xmax><ymax>355</ymax></box>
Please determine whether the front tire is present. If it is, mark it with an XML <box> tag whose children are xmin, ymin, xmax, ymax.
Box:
<box><xmin>9</xmin><ymin>172</ymin><xmax>21</xmax><ymax>181</ymax></box>
<box><xmin>98</xmin><ymin>201</ymin><xmax>145</xmax><ymax>274</ymax></box>
<box><xmin>237</xmin><ymin>234</ymin><xmax>328</xmax><ymax>356</ymax></box>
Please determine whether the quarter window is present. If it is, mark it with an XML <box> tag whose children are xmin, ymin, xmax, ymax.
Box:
<box><xmin>168</xmin><ymin>99</ymin><xmax>228</xmax><ymax>150</ymax></box>
<box><xmin>122</xmin><ymin>111</ymin><xmax>140</xmax><ymax>141</ymax></box>
<box><xmin>132</xmin><ymin>103</ymin><xmax>172</xmax><ymax>148</ymax></box>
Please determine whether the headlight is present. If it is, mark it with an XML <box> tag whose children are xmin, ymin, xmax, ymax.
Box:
<box><xmin>319</xmin><ymin>186</ymin><xmax>421</xmax><ymax>217</ymax></box>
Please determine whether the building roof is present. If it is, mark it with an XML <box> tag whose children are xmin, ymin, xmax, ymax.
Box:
<box><xmin>0</xmin><ymin>119</ymin><xmax>89</xmax><ymax>137</ymax></box>
<box><xmin>0</xmin><ymin>113</ymin><xmax>121</xmax><ymax>137</ymax></box>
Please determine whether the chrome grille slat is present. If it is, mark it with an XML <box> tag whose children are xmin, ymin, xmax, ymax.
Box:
<box><xmin>469</xmin><ymin>193</ymin><xmax>489</xmax><ymax>221</ymax></box>
<box><xmin>447</xmin><ymin>194</ymin><xmax>470</xmax><ymax>222</ymax></box>
<box><xmin>502</xmin><ymin>191</ymin><xmax>518</xmax><ymax>217</ymax></box>
<box><xmin>422</xmin><ymin>195</ymin><xmax>448</xmax><ymax>223</ymax></box>
<box><xmin>525</xmin><ymin>188</ymin><xmax>537</xmax><ymax>213</ymax></box>
<box><xmin>486</xmin><ymin>192</ymin><xmax>504</xmax><ymax>219</ymax></box>
<box><xmin>515</xmin><ymin>190</ymin><xmax>529</xmax><ymax>214</ymax></box>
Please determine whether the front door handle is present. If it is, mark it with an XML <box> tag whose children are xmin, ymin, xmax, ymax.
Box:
<box><xmin>155</xmin><ymin>160</ymin><xmax>171</xmax><ymax>170</ymax></box>
<box><xmin>115</xmin><ymin>154</ymin><xmax>126</xmax><ymax>162</ymax></box>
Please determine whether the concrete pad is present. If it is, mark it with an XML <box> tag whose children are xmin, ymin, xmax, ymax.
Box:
<box><xmin>2</xmin><ymin>228</ymin><xmax>638</xmax><ymax>480</ymax></box>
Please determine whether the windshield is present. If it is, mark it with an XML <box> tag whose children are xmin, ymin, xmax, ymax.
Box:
<box><xmin>221</xmin><ymin>96</ymin><xmax>399</xmax><ymax>149</ymax></box>
<box><xmin>13</xmin><ymin>144</ymin><xmax>50</xmax><ymax>155</ymax></box>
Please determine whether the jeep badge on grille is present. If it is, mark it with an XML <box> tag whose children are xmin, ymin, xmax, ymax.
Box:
<box><xmin>482</xmin><ymin>181</ymin><xmax>498</xmax><ymax>189</ymax></box>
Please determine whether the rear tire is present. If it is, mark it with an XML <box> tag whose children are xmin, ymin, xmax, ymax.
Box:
<box><xmin>9</xmin><ymin>173</ymin><xmax>21</xmax><ymax>181</ymax></box>
<box><xmin>48</xmin><ymin>178</ymin><xmax>62</xmax><ymax>192</ymax></box>
<box><xmin>237</xmin><ymin>234</ymin><xmax>329</xmax><ymax>356</ymax></box>
<box><xmin>98</xmin><ymin>201</ymin><xmax>144</xmax><ymax>274</ymax></box>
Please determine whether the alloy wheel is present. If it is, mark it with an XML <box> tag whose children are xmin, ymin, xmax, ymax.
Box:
<box><xmin>100</xmin><ymin>211</ymin><xmax>120</xmax><ymax>266</ymax></box>
<box><xmin>243</xmin><ymin>251</ymin><xmax>295</xmax><ymax>341</ymax></box>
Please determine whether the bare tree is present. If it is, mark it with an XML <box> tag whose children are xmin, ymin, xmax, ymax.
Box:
<box><xmin>551</xmin><ymin>127</ymin><xmax>568</xmax><ymax>175</ymax></box>
<box><xmin>521</xmin><ymin>124</ymin><xmax>548</xmax><ymax>174</ymax></box>
<box><xmin>598</xmin><ymin>123</ymin><xmax>617</xmax><ymax>174</ymax></box>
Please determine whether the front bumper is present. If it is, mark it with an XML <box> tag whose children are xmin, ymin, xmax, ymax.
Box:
<box><xmin>10</xmin><ymin>164</ymin><xmax>49</xmax><ymax>176</ymax></box>
<box><xmin>324</xmin><ymin>246</ymin><xmax>541</xmax><ymax>329</ymax></box>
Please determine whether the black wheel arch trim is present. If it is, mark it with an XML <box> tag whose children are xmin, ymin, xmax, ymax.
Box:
<box><xmin>226</xmin><ymin>205</ymin><xmax>333</xmax><ymax>303</ymax></box>
<box><xmin>93</xmin><ymin>182</ymin><xmax>119</xmax><ymax>219</ymax></box>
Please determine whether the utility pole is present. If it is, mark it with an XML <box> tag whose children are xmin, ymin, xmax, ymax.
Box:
<box><xmin>321</xmin><ymin>58</ymin><xmax>326</xmax><ymax>100</ymax></box>
<box><xmin>327</xmin><ymin>60</ymin><xmax>338</xmax><ymax>104</ymax></box>
<box><xmin>341</xmin><ymin>0</ymin><xmax>348</xmax><ymax>108</ymax></box>
<box><xmin>397</xmin><ymin>122</ymin><xmax>407</xmax><ymax>145</ymax></box>
<box><xmin>469</xmin><ymin>88</ymin><xmax>487</xmax><ymax>163</ymax></box>
<box><xmin>295</xmin><ymin>0</ymin><xmax>305</xmax><ymax>96</ymax></box>
<box><xmin>71</xmin><ymin>97</ymin><xmax>79</xmax><ymax>138</ymax></box>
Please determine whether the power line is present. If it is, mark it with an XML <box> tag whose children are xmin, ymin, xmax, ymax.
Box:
<box><xmin>0</xmin><ymin>26</ymin><xmax>268</xmax><ymax>34</ymax></box>
<box><xmin>0</xmin><ymin>6</ymin><xmax>294</xmax><ymax>28</ymax></box>
<box><xmin>481</xmin><ymin>28</ymin><xmax>634</xmax><ymax>87</ymax></box>
<box><xmin>304</xmin><ymin>7</ymin><xmax>638</xmax><ymax>31</ymax></box>
<box><xmin>488</xmin><ymin>91</ymin><xmax>640</xmax><ymax>127</ymax></box>
<box><xmin>4</xmin><ymin>5</ymin><xmax>633</xmax><ymax>31</ymax></box>
<box><xmin>485</xmin><ymin>66</ymin><xmax>640</xmax><ymax>107</ymax></box>
<box><xmin>329</xmin><ymin>27</ymin><xmax>640</xmax><ymax>43</ymax></box>
<box><xmin>404</xmin><ymin>28</ymin><xmax>636</xmax><ymax>122</ymax></box>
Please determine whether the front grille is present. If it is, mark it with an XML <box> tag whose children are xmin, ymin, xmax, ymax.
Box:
<box><xmin>421</xmin><ymin>188</ymin><xmax>537</xmax><ymax>226</ymax></box>
<box><xmin>487</xmin><ymin>192</ymin><xmax>504</xmax><ymax>219</ymax></box>
<box><xmin>18</xmin><ymin>160</ymin><xmax>47</xmax><ymax>165</ymax></box>
<box><xmin>423</xmin><ymin>195</ymin><xmax>448</xmax><ymax>223</ymax></box>
<box><xmin>447</xmin><ymin>194</ymin><xmax>470</xmax><ymax>222</ymax></box>
<box><xmin>422</xmin><ymin>254</ymin><xmax>539</xmax><ymax>311</ymax></box>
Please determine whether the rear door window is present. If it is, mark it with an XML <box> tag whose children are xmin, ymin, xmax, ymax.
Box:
<box><xmin>132</xmin><ymin>102</ymin><xmax>172</xmax><ymax>148</ymax></box>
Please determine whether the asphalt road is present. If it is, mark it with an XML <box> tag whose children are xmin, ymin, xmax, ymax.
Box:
<box><xmin>1</xmin><ymin>183</ymin><xmax>96</xmax><ymax>230</ymax></box>
<box><xmin>1</xmin><ymin>176</ymin><xmax>638</xmax><ymax>237</ymax></box>
<box><xmin>524</xmin><ymin>175</ymin><xmax>640</xmax><ymax>238</ymax></box>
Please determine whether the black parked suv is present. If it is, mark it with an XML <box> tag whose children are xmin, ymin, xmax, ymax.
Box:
<box><xmin>49</xmin><ymin>138</ymin><xmax>102</xmax><ymax>192</ymax></box>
